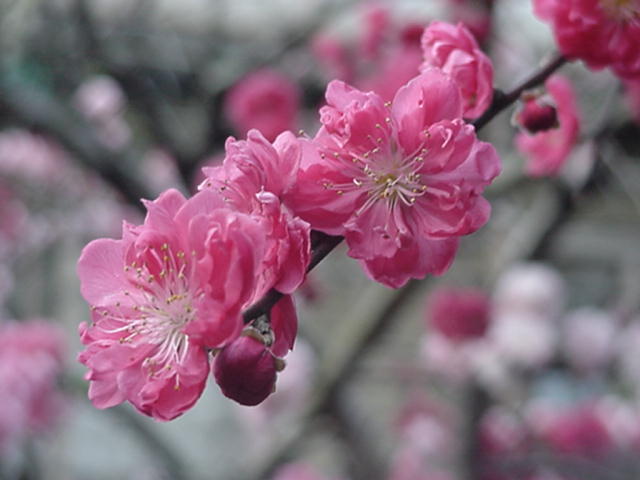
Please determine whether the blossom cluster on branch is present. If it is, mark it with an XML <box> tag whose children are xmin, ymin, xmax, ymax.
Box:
<box><xmin>77</xmin><ymin>21</ymin><xmax>501</xmax><ymax>420</ymax></box>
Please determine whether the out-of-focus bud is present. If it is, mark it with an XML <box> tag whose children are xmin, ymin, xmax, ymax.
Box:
<box><xmin>213</xmin><ymin>333</ymin><xmax>280</xmax><ymax>406</ymax></box>
<box><xmin>514</xmin><ymin>94</ymin><xmax>558</xmax><ymax>134</ymax></box>
<box><xmin>426</xmin><ymin>287</ymin><xmax>491</xmax><ymax>343</ymax></box>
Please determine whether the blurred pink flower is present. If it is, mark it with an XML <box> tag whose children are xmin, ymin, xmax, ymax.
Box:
<box><xmin>387</xmin><ymin>446</ymin><xmax>455</xmax><ymax>480</ymax></box>
<box><xmin>142</xmin><ymin>148</ymin><xmax>183</xmax><ymax>195</ymax></box>
<box><xmin>358</xmin><ymin>42</ymin><xmax>424</xmax><ymax>103</ymax></box>
<box><xmin>74</xmin><ymin>75</ymin><xmax>126</xmax><ymax>120</ymax></box>
<box><xmin>420</xmin><ymin>22</ymin><xmax>494</xmax><ymax>119</ymax></box>
<box><xmin>562</xmin><ymin>308</ymin><xmax>617</xmax><ymax>372</ymax></box>
<box><xmin>425</xmin><ymin>287</ymin><xmax>491</xmax><ymax>343</ymax></box>
<box><xmin>224</xmin><ymin>69</ymin><xmax>300</xmax><ymax>142</ymax></box>
<box><xmin>74</xmin><ymin>75</ymin><xmax>131</xmax><ymax>149</ymax></box>
<box><xmin>535</xmin><ymin>404</ymin><xmax>613</xmax><ymax>457</ymax></box>
<box><xmin>0</xmin><ymin>130</ymin><xmax>75</xmax><ymax>188</ymax></box>
<box><xmin>492</xmin><ymin>263</ymin><xmax>566</xmax><ymax>321</ymax></box>
<box><xmin>534</xmin><ymin>0</ymin><xmax>640</xmax><ymax>79</ymax></box>
<box><xmin>77</xmin><ymin>188</ymin><xmax>269</xmax><ymax>420</ymax></box>
<box><xmin>515</xmin><ymin>76</ymin><xmax>580</xmax><ymax>177</ymax></box>
<box><xmin>311</xmin><ymin>33</ymin><xmax>355</xmax><ymax>83</ymax></box>
<box><xmin>359</xmin><ymin>2</ymin><xmax>391</xmax><ymax>59</ymax></box>
<box><xmin>479</xmin><ymin>407</ymin><xmax>529</xmax><ymax>457</ymax></box>
<box><xmin>489</xmin><ymin>311</ymin><xmax>557</xmax><ymax>369</ymax></box>
<box><xmin>271</xmin><ymin>463</ymin><xmax>340</xmax><ymax>480</ymax></box>
<box><xmin>0</xmin><ymin>320</ymin><xmax>65</xmax><ymax>454</ymax></box>
<box><xmin>0</xmin><ymin>183</ymin><xmax>28</xmax><ymax>256</ymax></box>
<box><xmin>293</xmin><ymin>70</ymin><xmax>500</xmax><ymax>288</ymax></box>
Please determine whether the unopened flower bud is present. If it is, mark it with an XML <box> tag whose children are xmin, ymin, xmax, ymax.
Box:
<box><xmin>515</xmin><ymin>94</ymin><xmax>558</xmax><ymax>134</ymax></box>
<box><xmin>213</xmin><ymin>335</ymin><xmax>279</xmax><ymax>406</ymax></box>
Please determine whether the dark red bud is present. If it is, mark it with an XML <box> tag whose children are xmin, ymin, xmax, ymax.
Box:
<box><xmin>516</xmin><ymin>98</ymin><xmax>558</xmax><ymax>134</ymax></box>
<box><xmin>213</xmin><ymin>336</ymin><xmax>278</xmax><ymax>406</ymax></box>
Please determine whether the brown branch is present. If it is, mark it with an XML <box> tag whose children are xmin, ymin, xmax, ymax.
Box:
<box><xmin>472</xmin><ymin>52</ymin><xmax>568</xmax><ymax>130</ymax></box>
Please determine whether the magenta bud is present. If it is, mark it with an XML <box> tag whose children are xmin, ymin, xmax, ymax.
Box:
<box><xmin>213</xmin><ymin>335</ymin><xmax>278</xmax><ymax>406</ymax></box>
<box><xmin>515</xmin><ymin>97</ymin><xmax>558</xmax><ymax>134</ymax></box>
<box><xmin>427</xmin><ymin>288</ymin><xmax>491</xmax><ymax>342</ymax></box>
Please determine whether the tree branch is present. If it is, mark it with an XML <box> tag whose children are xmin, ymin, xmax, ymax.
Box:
<box><xmin>472</xmin><ymin>52</ymin><xmax>568</xmax><ymax>130</ymax></box>
<box><xmin>242</xmin><ymin>231</ymin><xmax>343</xmax><ymax>324</ymax></box>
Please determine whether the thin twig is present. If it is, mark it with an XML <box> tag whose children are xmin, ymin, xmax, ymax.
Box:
<box><xmin>472</xmin><ymin>53</ymin><xmax>568</xmax><ymax>130</ymax></box>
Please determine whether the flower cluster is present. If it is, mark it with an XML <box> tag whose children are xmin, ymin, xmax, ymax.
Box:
<box><xmin>77</xmin><ymin>22</ymin><xmax>501</xmax><ymax>420</ymax></box>
<box><xmin>534</xmin><ymin>0</ymin><xmax>640</xmax><ymax>79</ymax></box>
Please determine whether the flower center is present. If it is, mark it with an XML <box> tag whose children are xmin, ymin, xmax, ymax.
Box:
<box><xmin>322</xmin><ymin>132</ymin><xmax>429</xmax><ymax>217</ymax></box>
<box><xmin>600</xmin><ymin>0</ymin><xmax>640</xmax><ymax>22</ymax></box>
<box><xmin>99</xmin><ymin>244</ymin><xmax>200</xmax><ymax>385</ymax></box>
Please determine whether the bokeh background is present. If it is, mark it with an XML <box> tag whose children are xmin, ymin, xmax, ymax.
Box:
<box><xmin>2</xmin><ymin>0</ymin><xmax>640</xmax><ymax>479</ymax></box>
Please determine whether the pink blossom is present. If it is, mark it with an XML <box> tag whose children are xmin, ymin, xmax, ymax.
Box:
<box><xmin>0</xmin><ymin>183</ymin><xmax>28</xmax><ymax>255</ymax></box>
<box><xmin>359</xmin><ymin>2</ymin><xmax>391</xmax><ymax>59</ymax></box>
<box><xmin>387</xmin><ymin>446</ymin><xmax>455</xmax><ymax>480</ymax></box>
<box><xmin>200</xmin><ymin>130</ymin><xmax>311</xmax><ymax>298</ymax></box>
<box><xmin>479</xmin><ymin>407</ymin><xmax>529</xmax><ymax>457</ymax></box>
<box><xmin>74</xmin><ymin>75</ymin><xmax>126</xmax><ymax>120</ymax></box>
<box><xmin>0</xmin><ymin>130</ymin><xmax>75</xmax><ymax>188</ymax></box>
<box><xmin>425</xmin><ymin>287</ymin><xmax>491</xmax><ymax>342</ymax></box>
<box><xmin>536</xmin><ymin>405</ymin><xmax>613</xmax><ymax>457</ymax></box>
<box><xmin>394</xmin><ymin>394</ymin><xmax>454</xmax><ymax>459</ymax></box>
<box><xmin>311</xmin><ymin>34</ymin><xmax>354</xmax><ymax>83</ymax></box>
<box><xmin>292</xmin><ymin>70</ymin><xmax>500</xmax><ymax>288</ymax></box>
<box><xmin>420</xmin><ymin>22</ymin><xmax>494</xmax><ymax>119</ymax></box>
<box><xmin>515</xmin><ymin>76</ymin><xmax>580</xmax><ymax>177</ymax></box>
<box><xmin>271</xmin><ymin>463</ymin><xmax>339</xmax><ymax>480</ymax></box>
<box><xmin>0</xmin><ymin>320</ymin><xmax>65</xmax><ymax>454</ymax></box>
<box><xmin>489</xmin><ymin>311</ymin><xmax>557</xmax><ymax>369</ymax></box>
<box><xmin>358</xmin><ymin>41</ymin><xmax>424</xmax><ymax>103</ymax></box>
<box><xmin>562</xmin><ymin>308</ymin><xmax>617</xmax><ymax>372</ymax></box>
<box><xmin>492</xmin><ymin>262</ymin><xmax>566</xmax><ymax>320</ymax></box>
<box><xmin>224</xmin><ymin>69</ymin><xmax>300</xmax><ymax>142</ymax></box>
<box><xmin>534</xmin><ymin>0</ymin><xmax>640</xmax><ymax>79</ymax></box>
<box><xmin>77</xmin><ymin>188</ymin><xmax>268</xmax><ymax>420</ymax></box>
<box><xmin>74</xmin><ymin>76</ymin><xmax>131</xmax><ymax>149</ymax></box>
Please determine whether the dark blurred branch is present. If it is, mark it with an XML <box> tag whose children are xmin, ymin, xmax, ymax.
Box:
<box><xmin>0</xmin><ymin>75</ymin><xmax>153</xmax><ymax>209</ymax></box>
<box><xmin>472</xmin><ymin>52</ymin><xmax>567</xmax><ymax>130</ymax></box>
<box><xmin>108</xmin><ymin>406</ymin><xmax>187</xmax><ymax>480</ymax></box>
<box><xmin>245</xmin><ymin>280</ymin><xmax>424</xmax><ymax>479</ymax></box>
